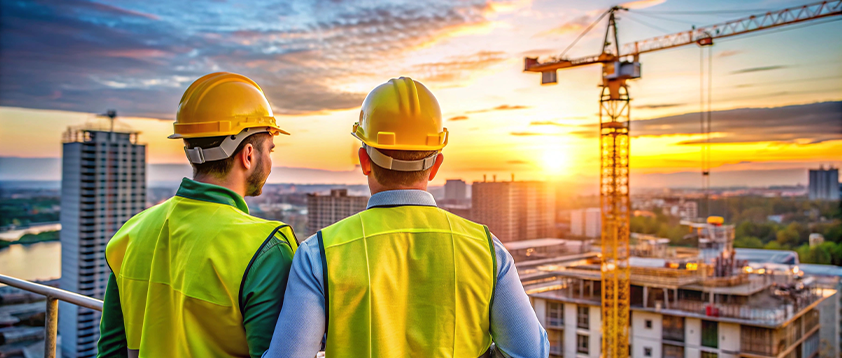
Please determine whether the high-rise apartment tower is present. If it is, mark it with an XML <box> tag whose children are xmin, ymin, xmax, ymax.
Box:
<box><xmin>59</xmin><ymin>127</ymin><xmax>146</xmax><ymax>357</ymax></box>
<box><xmin>472</xmin><ymin>180</ymin><xmax>555</xmax><ymax>242</ymax></box>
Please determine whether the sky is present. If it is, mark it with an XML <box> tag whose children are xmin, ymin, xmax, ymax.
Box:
<box><xmin>0</xmin><ymin>0</ymin><xmax>840</xmax><ymax>187</ymax></box>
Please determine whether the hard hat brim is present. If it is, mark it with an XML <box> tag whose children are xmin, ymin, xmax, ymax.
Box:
<box><xmin>351</xmin><ymin>131</ymin><xmax>447</xmax><ymax>151</ymax></box>
<box><xmin>169</xmin><ymin>125</ymin><xmax>289</xmax><ymax>139</ymax></box>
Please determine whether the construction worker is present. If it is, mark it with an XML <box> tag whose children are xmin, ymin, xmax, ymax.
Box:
<box><xmin>97</xmin><ymin>72</ymin><xmax>298</xmax><ymax>358</ymax></box>
<box><xmin>263</xmin><ymin>77</ymin><xmax>549</xmax><ymax>358</ymax></box>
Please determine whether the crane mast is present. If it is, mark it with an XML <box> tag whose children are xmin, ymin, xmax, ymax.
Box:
<box><xmin>523</xmin><ymin>2</ymin><xmax>841</xmax><ymax>358</ymax></box>
<box><xmin>597</xmin><ymin>8</ymin><xmax>633</xmax><ymax>358</ymax></box>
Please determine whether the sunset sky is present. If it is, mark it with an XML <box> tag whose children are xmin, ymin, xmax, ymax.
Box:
<box><xmin>1</xmin><ymin>0</ymin><xmax>840</xmax><ymax>187</ymax></box>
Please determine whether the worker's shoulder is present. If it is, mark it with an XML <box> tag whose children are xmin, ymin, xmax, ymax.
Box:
<box><xmin>438</xmin><ymin>209</ymin><xmax>489</xmax><ymax>238</ymax></box>
<box><xmin>107</xmin><ymin>198</ymin><xmax>171</xmax><ymax>241</ymax></box>
<box><xmin>323</xmin><ymin>210</ymin><xmax>364</xmax><ymax>231</ymax></box>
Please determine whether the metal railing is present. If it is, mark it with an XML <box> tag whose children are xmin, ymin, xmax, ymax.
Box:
<box><xmin>0</xmin><ymin>274</ymin><xmax>103</xmax><ymax>358</ymax></box>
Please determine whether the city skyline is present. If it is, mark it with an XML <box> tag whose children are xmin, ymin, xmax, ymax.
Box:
<box><xmin>1</xmin><ymin>0</ymin><xmax>841</xmax><ymax>187</ymax></box>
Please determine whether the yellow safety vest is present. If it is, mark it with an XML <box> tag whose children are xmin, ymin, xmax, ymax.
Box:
<box><xmin>105</xmin><ymin>194</ymin><xmax>297</xmax><ymax>357</ymax></box>
<box><xmin>319</xmin><ymin>205</ymin><xmax>496</xmax><ymax>357</ymax></box>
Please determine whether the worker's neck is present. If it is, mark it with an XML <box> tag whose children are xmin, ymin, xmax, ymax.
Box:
<box><xmin>368</xmin><ymin>179</ymin><xmax>428</xmax><ymax>196</ymax></box>
<box><xmin>194</xmin><ymin>173</ymin><xmax>247</xmax><ymax>198</ymax></box>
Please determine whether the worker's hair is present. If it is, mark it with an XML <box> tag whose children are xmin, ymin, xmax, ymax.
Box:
<box><xmin>184</xmin><ymin>133</ymin><xmax>270</xmax><ymax>178</ymax></box>
<box><xmin>370</xmin><ymin>148</ymin><xmax>438</xmax><ymax>187</ymax></box>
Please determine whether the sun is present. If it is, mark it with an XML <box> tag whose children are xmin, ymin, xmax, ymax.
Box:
<box><xmin>541</xmin><ymin>145</ymin><xmax>570</xmax><ymax>176</ymax></box>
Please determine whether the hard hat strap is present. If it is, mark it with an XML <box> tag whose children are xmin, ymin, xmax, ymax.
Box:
<box><xmin>364</xmin><ymin>144</ymin><xmax>438</xmax><ymax>172</ymax></box>
<box><xmin>184</xmin><ymin>127</ymin><xmax>270</xmax><ymax>164</ymax></box>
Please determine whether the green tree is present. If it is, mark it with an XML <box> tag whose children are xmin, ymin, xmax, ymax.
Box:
<box><xmin>764</xmin><ymin>241</ymin><xmax>784</xmax><ymax>250</ymax></box>
<box><xmin>797</xmin><ymin>242</ymin><xmax>835</xmax><ymax>264</ymax></box>
<box><xmin>734</xmin><ymin>236</ymin><xmax>763</xmax><ymax>249</ymax></box>
<box><xmin>776</xmin><ymin>222</ymin><xmax>805</xmax><ymax>248</ymax></box>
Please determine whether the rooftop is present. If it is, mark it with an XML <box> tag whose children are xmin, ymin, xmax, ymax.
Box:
<box><xmin>503</xmin><ymin>238</ymin><xmax>567</xmax><ymax>251</ymax></box>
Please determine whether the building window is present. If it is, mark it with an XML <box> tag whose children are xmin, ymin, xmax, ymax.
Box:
<box><xmin>701</xmin><ymin>320</ymin><xmax>718</xmax><ymax>348</ymax></box>
<box><xmin>662</xmin><ymin>315</ymin><xmax>685</xmax><ymax>342</ymax></box>
<box><xmin>740</xmin><ymin>326</ymin><xmax>773</xmax><ymax>356</ymax></box>
<box><xmin>663</xmin><ymin>344</ymin><xmax>684</xmax><ymax>358</ymax></box>
<box><xmin>645</xmin><ymin>319</ymin><xmax>652</xmax><ymax>329</ymax></box>
<box><xmin>548</xmin><ymin>329</ymin><xmax>563</xmax><ymax>357</ymax></box>
<box><xmin>547</xmin><ymin>302</ymin><xmax>563</xmax><ymax>328</ymax></box>
<box><xmin>577</xmin><ymin>334</ymin><xmax>588</xmax><ymax>354</ymax></box>
<box><xmin>577</xmin><ymin>306</ymin><xmax>589</xmax><ymax>329</ymax></box>
<box><xmin>644</xmin><ymin>347</ymin><xmax>652</xmax><ymax>357</ymax></box>
<box><xmin>700</xmin><ymin>352</ymin><xmax>718</xmax><ymax>358</ymax></box>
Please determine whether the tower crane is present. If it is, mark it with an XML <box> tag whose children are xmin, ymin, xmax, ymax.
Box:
<box><xmin>523</xmin><ymin>2</ymin><xmax>841</xmax><ymax>357</ymax></box>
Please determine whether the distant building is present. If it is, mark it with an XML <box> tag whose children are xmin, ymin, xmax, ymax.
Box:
<box><xmin>60</xmin><ymin>127</ymin><xmax>146</xmax><ymax>358</ymax></box>
<box><xmin>678</xmin><ymin>201</ymin><xmax>698</xmax><ymax>220</ymax></box>
<box><xmin>503</xmin><ymin>238</ymin><xmax>568</xmax><ymax>262</ymax></box>
<box><xmin>570</xmin><ymin>210</ymin><xmax>584</xmax><ymax>237</ymax></box>
<box><xmin>570</xmin><ymin>208</ymin><xmax>601</xmax><ymax>238</ymax></box>
<box><xmin>471</xmin><ymin>180</ymin><xmax>554</xmax><ymax>242</ymax></box>
<box><xmin>808</xmin><ymin>167</ymin><xmax>839</xmax><ymax>201</ymax></box>
<box><xmin>767</xmin><ymin>214</ymin><xmax>784</xmax><ymax>223</ymax></box>
<box><xmin>306</xmin><ymin>189</ymin><xmax>367</xmax><ymax>236</ymax></box>
<box><xmin>444</xmin><ymin>179</ymin><xmax>467</xmax><ymax>202</ymax></box>
<box><xmin>584</xmin><ymin>208</ymin><xmax>601</xmax><ymax>238</ymax></box>
<box><xmin>809</xmin><ymin>233</ymin><xmax>825</xmax><ymax>248</ymax></box>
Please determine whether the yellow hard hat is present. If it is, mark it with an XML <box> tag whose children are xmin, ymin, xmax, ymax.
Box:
<box><xmin>169</xmin><ymin>72</ymin><xmax>289</xmax><ymax>139</ymax></box>
<box><xmin>352</xmin><ymin>77</ymin><xmax>448</xmax><ymax>152</ymax></box>
<box><xmin>707</xmin><ymin>216</ymin><xmax>724</xmax><ymax>225</ymax></box>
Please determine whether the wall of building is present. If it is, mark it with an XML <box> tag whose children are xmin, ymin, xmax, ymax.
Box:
<box><xmin>718</xmin><ymin>322</ymin><xmax>741</xmax><ymax>358</ymax></box>
<box><xmin>685</xmin><ymin>318</ymin><xmax>701</xmax><ymax>358</ymax></box>
<box><xmin>471</xmin><ymin>181</ymin><xmax>554</xmax><ymax>242</ymax></box>
<box><xmin>817</xmin><ymin>289</ymin><xmax>840</xmax><ymax>358</ymax></box>
<box><xmin>534</xmin><ymin>298</ymin><xmax>547</xmax><ymax>328</ymax></box>
<box><xmin>631</xmin><ymin>311</ymin><xmax>662</xmax><ymax>358</ymax></box>
<box><xmin>588</xmin><ymin>305</ymin><xmax>601</xmax><ymax>358</ymax></box>
<box><xmin>564</xmin><ymin>303</ymin><xmax>578</xmax><ymax>358</ymax></box>
<box><xmin>60</xmin><ymin>131</ymin><xmax>146</xmax><ymax>358</ymax></box>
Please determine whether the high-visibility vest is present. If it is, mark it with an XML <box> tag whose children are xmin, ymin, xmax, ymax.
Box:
<box><xmin>319</xmin><ymin>205</ymin><xmax>496</xmax><ymax>358</ymax></box>
<box><xmin>105</xmin><ymin>195</ymin><xmax>297</xmax><ymax>357</ymax></box>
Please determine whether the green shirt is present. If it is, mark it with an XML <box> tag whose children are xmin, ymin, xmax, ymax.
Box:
<box><xmin>97</xmin><ymin>178</ymin><xmax>296</xmax><ymax>358</ymax></box>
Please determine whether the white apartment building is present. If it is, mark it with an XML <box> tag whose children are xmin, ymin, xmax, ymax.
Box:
<box><xmin>59</xmin><ymin>127</ymin><xmax>146</xmax><ymax>357</ymax></box>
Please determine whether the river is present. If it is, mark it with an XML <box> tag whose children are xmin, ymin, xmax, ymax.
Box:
<box><xmin>0</xmin><ymin>241</ymin><xmax>61</xmax><ymax>281</ymax></box>
<box><xmin>0</xmin><ymin>222</ymin><xmax>61</xmax><ymax>241</ymax></box>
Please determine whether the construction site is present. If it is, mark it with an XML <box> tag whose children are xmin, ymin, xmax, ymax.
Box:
<box><xmin>514</xmin><ymin>217</ymin><xmax>839</xmax><ymax>358</ymax></box>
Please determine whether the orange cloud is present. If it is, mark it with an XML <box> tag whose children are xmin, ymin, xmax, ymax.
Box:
<box><xmin>99</xmin><ymin>49</ymin><xmax>169</xmax><ymax>59</ymax></box>
<box><xmin>536</xmin><ymin>15</ymin><xmax>591</xmax><ymax>37</ymax></box>
<box><xmin>621</xmin><ymin>0</ymin><xmax>668</xmax><ymax>10</ymax></box>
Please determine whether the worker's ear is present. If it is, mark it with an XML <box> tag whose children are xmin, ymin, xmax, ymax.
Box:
<box><xmin>240</xmin><ymin>143</ymin><xmax>256</xmax><ymax>171</ymax></box>
<box><xmin>358</xmin><ymin>147</ymin><xmax>372</xmax><ymax>176</ymax></box>
<box><xmin>427</xmin><ymin>153</ymin><xmax>444</xmax><ymax>181</ymax></box>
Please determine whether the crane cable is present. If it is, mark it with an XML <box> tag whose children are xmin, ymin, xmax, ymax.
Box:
<box><xmin>700</xmin><ymin>45</ymin><xmax>713</xmax><ymax>216</ymax></box>
<box><xmin>557</xmin><ymin>10</ymin><xmax>611</xmax><ymax>59</ymax></box>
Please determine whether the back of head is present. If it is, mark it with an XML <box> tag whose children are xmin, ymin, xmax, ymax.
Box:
<box><xmin>353</xmin><ymin>77</ymin><xmax>448</xmax><ymax>188</ymax></box>
<box><xmin>184</xmin><ymin>133</ymin><xmax>270</xmax><ymax>179</ymax></box>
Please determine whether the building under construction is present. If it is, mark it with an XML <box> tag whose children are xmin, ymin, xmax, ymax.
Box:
<box><xmin>518</xmin><ymin>218</ymin><xmax>839</xmax><ymax>358</ymax></box>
